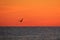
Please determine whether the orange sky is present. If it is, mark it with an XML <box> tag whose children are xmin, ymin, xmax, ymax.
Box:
<box><xmin>0</xmin><ymin>0</ymin><xmax>60</xmax><ymax>26</ymax></box>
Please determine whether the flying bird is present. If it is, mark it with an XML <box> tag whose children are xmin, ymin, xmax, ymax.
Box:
<box><xmin>19</xmin><ymin>18</ymin><xmax>23</xmax><ymax>23</ymax></box>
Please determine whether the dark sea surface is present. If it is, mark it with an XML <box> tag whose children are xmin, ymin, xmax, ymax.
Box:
<box><xmin>0</xmin><ymin>26</ymin><xmax>60</xmax><ymax>40</ymax></box>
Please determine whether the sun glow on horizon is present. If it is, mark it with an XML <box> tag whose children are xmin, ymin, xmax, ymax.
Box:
<box><xmin>0</xmin><ymin>0</ymin><xmax>60</xmax><ymax>26</ymax></box>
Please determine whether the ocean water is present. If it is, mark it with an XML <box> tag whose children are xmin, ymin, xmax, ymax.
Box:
<box><xmin>0</xmin><ymin>26</ymin><xmax>60</xmax><ymax>40</ymax></box>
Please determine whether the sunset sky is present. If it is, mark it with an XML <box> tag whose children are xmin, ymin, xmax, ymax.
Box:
<box><xmin>0</xmin><ymin>0</ymin><xmax>60</xmax><ymax>26</ymax></box>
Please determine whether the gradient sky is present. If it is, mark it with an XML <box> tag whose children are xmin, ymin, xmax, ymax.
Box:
<box><xmin>0</xmin><ymin>0</ymin><xmax>60</xmax><ymax>26</ymax></box>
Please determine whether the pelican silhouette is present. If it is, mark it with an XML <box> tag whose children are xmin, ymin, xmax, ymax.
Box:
<box><xmin>19</xmin><ymin>18</ymin><xmax>23</xmax><ymax>22</ymax></box>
